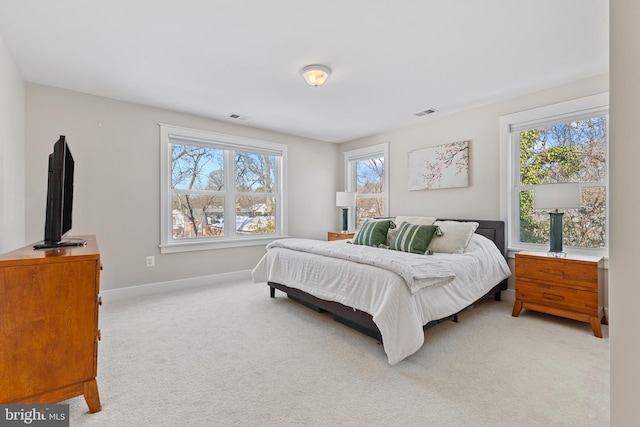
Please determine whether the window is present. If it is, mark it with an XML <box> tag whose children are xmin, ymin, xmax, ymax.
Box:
<box><xmin>500</xmin><ymin>93</ymin><xmax>608</xmax><ymax>256</ymax></box>
<box><xmin>344</xmin><ymin>143</ymin><xmax>389</xmax><ymax>228</ymax></box>
<box><xmin>160</xmin><ymin>124</ymin><xmax>287</xmax><ymax>253</ymax></box>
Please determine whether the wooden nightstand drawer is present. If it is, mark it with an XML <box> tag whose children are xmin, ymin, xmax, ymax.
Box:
<box><xmin>516</xmin><ymin>280</ymin><xmax>598</xmax><ymax>316</ymax></box>
<box><xmin>328</xmin><ymin>231</ymin><xmax>355</xmax><ymax>241</ymax></box>
<box><xmin>515</xmin><ymin>255</ymin><xmax>599</xmax><ymax>291</ymax></box>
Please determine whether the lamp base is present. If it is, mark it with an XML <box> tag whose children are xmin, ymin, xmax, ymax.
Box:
<box><xmin>548</xmin><ymin>211</ymin><xmax>564</xmax><ymax>254</ymax></box>
<box><xmin>342</xmin><ymin>208</ymin><xmax>349</xmax><ymax>232</ymax></box>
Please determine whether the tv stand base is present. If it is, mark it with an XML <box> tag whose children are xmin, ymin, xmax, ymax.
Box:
<box><xmin>33</xmin><ymin>238</ymin><xmax>87</xmax><ymax>250</ymax></box>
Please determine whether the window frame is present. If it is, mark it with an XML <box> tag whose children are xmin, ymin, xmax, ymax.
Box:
<box><xmin>344</xmin><ymin>142</ymin><xmax>389</xmax><ymax>230</ymax></box>
<box><xmin>159</xmin><ymin>124</ymin><xmax>287</xmax><ymax>253</ymax></box>
<box><xmin>499</xmin><ymin>93</ymin><xmax>609</xmax><ymax>257</ymax></box>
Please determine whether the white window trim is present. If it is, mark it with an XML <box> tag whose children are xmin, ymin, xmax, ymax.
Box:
<box><xmin>344</xmin><ymin>142</ymin><xmax>390</xmax><ymax>229</ymax></box>
<box><xmin>159</xmin><ymin>124</ymin><xmax>288</xmax><ymax>253</ymax></box>
<box><xmin>499</xmin><ymin>93</ymin><xmax>609</xmax><ymax>259</ymax></box>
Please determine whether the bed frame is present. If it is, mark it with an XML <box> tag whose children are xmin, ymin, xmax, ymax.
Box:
<box><xmin>267</xmin><ymin>219</ymin><xmax>508</xmax><ymax>342</ymax></box>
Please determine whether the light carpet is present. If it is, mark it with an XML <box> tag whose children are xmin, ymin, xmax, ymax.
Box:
<box><xmin>66</xmin><ymin>280</ymin><xmax>609</xmax><ymax>426</ymax></box>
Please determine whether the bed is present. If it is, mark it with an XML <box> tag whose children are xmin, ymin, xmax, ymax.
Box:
<box><xmin>252</xmin><ymin>218</ymin><xmax>511</xmax><ymax>365</ymax></box>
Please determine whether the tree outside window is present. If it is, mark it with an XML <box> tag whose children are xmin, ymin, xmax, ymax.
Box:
<box><xmin>344</xmin><ymin>142</ymin><xmax>389</xmax><ymax>231</ymax></box>
<box><xmin>171</xmin><ymin>144</ymin><xmax>277</xmax><ymax>239</ymax></box>
<box><xmin>171</xmin><ymin>144</ymin><xmax>224</xmax><ymax>238</ymax></box>
<box><xmin>160</xmin><ymin>124</ymin><xmax>286</xmax><ymax>253</ymax></box>
<box><xmin>234</xmin><ymin>151</ymin><xmax>276</xmax><ymax>235</ymax></box>
<box><xmin>517</xmin><ymin>116</ymin><xmax>607</xmax><ymax>249</ymax></box>
<box><xmin>355</xmin><ymin>157</ymin><xmax>384</xmax><ymax>227</ymax></box>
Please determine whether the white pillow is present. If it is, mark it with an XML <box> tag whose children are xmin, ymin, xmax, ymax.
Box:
<box><xmin>428</xmin><ymin>220</ymin><xmax>479</xmax><ymax>254</ymax></box>
<box><xmin>388</xmin><ymin>216</ymin><xmax>437</xmax><ymax>245</ymax></box>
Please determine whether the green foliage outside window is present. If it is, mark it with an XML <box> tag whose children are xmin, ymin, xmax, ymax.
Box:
<box><xmin>518</xmin><ymin>117</ymin><xmax>607</xmax><ymax>248</ymax></box>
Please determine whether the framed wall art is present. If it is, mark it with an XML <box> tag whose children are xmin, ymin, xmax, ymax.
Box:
<box><xmin>408</xmin><ymin>140</ymin><xmax>469</xmax><ymax>190</ymax></box>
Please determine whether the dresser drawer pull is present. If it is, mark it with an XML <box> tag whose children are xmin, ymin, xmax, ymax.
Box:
<box><xmin>543</xmin><ymin>293</ymin><xmax>564</xmax><ymax>302</ymax></box>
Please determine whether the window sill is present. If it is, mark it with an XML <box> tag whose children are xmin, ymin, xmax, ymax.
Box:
<box><xmin>160</xmin><ymin>235</ymin><xmax>287</xmax><ymax>254</ymax></box>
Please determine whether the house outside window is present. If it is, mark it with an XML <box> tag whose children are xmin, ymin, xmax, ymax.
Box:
<box><xmin>160</xmin><ymin>124</ymin><xmax>287</xmax><ymax>253</ymax></box>
<box><xmin>344</xmin><ymin>143</ymin><xmax>389</xmax><ymax>228</ymax></box>
<box><xmin>500</xmin><ymin>93</ymin><xmax>609</xmax><ymax>256</ymax></box>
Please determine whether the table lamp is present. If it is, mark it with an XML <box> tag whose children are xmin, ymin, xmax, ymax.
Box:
<box><xmin>336</xmin><ymin>192</ymin><xmax>356</xmax><ymax>232</ymax></box>
<box><xmin>533</xmin><ymin>183</ymin><xmax>581</xmax><ymax>256</ymax></box>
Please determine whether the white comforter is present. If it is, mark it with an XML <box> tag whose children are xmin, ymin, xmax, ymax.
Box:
<box><xmin>264</xmin><ymin>238</ymin><xmax>457</xmax><ymax>293</ymax></box>
<box><xmin>252</xmin><ymin>234</ymin><xmax>511</xmax><ymax>365</ymax></box>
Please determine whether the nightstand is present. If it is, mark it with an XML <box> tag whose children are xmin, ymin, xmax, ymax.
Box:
<box><xmin>328</xmin><ymin>231</ymin><xmax>355</xmax><ymax>241</ymax></box>
<box><xmin>512</xmin><ymin>252</ymin><xmax>607</xmax><ymax>337</ymax></box>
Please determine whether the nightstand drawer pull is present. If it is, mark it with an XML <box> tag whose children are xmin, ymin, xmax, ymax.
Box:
<box><xmin>543</xmin><ymin>293</ymin><xmax>564</xmax><ymax>302</ymax></box>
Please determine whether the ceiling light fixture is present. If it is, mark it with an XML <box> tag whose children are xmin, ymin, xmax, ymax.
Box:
<box><xmin>300</xmin><ymin>64</ymin><xmax>331</xmax><ymax>87</ymax></box>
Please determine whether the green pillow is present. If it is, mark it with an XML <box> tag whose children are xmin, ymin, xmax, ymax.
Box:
<box><xmin>352</xmin><ymin>219</ymin><xmax>394</xmax><ymax>247</ymax></box>
<box><xmin>390</xmin><ymin>223</ymin><xmax>439</xmax><ymax>254</ymax></box>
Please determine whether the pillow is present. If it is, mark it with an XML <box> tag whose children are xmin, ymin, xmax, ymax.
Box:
<box><xmin>393</xmin><ymin>216</ymin><xmax>437</xmax><ymax>226</ymax></box>
<box><xmin>352</xmin><ymin>219</ymin><xmax>394</xmax><ymax>247</ymax></box>
<box><xmin>427</xmin><ymin>220</ymin><xmax>479</xmax><ymax>254</ymax></box>
<box><xmin>388</xmin><ymin>216</ymin><xmax>437</xmax><ymax>245</ymax></box>
<box><xmin>390</xmin><ymin>222</ymin><xmax>439</xmax><ymax>254</ymax></box>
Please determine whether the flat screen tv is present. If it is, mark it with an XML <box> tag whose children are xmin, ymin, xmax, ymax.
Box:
<box><xmin>34</xmin><ymin>136</ymin><xmax>86</xmax><ymax>249</ymax></box>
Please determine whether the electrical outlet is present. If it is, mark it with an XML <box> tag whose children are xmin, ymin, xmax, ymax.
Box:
<box><xmin>146</xmin><ymin>256</ymin><xmax>155</xmax><ymax>267</ymax></box>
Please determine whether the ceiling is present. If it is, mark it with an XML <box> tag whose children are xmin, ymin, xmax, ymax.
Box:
<box><xmin>0</xmin><ymin>1</ymin><xmax>608</xmax><ymax>143</ymax></box>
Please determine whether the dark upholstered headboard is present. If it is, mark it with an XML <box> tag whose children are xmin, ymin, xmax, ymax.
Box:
<box><xmin>375</xmin><ymin>217</ymin><xmax>507</xmax><ymax>258</ymax></box>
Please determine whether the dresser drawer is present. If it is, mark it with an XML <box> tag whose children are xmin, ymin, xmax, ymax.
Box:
<box><xmin>516</xmin><ymin>279</ymin><xmax>598</xmax><ymax>316</ymax></box>
<box><xmin>515</xmin><ymin>256</ymin><xmax>599</xmax><ymax>291</ymax></box>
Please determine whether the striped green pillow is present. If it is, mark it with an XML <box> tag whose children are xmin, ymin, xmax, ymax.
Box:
<box><xmin>352</xmin><ymin>219</ymin><xmax>394</xmax><ymax>247</ymax></box>
<box><xmin>390</xmin><ymin>222</ymin><xmax>439</xmax><ymax>254</ymax></box>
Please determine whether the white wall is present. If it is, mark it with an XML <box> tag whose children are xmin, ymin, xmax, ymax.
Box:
<box><xmin>610</xmin><ymin>1</ymin><xmax>640</xmax><ymax>424</ymax></box>
<box><xmin>25</xmin><ymin>84</ymin><xmax>338</xmax><ymax>291</ymax></box>
<box><xmin>0</xmin><ymin>34</ymin><xmax>24</xmax><ymax>253</ymax></box>
<box><xmin>339</xmin><ymin>75</ymin><xmax>609</xmax><ymax>220</ymax></box>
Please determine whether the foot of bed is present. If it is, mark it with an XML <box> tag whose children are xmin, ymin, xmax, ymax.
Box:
<box><xmin>453</xmin><ymin>313</ymin><xmax>458</xmax><ymax>323</ymax></box>
<box><xmin>270</xmin><ymin>286</ymin><xmax>275</xmax><ymax>298</ymax></box>
<box><xmin>494</xmin><ymin>290</ymin><xmax>502</xmax><ymax>301</ymax></box>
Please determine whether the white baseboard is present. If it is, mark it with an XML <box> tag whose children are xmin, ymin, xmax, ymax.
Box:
<box><xmin>100</xmin><ymin>270</ymin><xmax>253</xmax><ymax>303</ymax></box>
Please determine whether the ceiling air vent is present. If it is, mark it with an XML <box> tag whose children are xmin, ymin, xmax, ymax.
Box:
<box><xmin>414</xmin><ymin>108</ymin><xmax>438</xmax><ymax>117</ymax></box>
<box><xmin>229</xmin><ymin>113</ymin><xmax>251</xmax><ymax>121</ymax></box>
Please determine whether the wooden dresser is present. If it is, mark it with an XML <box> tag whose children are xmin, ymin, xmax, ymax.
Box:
<box><xmin>0</xmin><ymin>235</ymin><xmax>102</xmax><ymax>412</ymax></box>
<box><xmin>511</xmin><ymin>251</ymin><xmax>606</xmax><ymax>337</ymax></box>
<box><xmin>328</xmin><ymin>231</ymin><xmax>355</xmax><ymax>241</ymax></box>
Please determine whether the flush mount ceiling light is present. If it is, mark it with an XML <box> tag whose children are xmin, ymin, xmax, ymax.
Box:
<box><xmin>300</xmin><ymin>64</ymin><xmax>331</xmax><ymax>87</ymax></box>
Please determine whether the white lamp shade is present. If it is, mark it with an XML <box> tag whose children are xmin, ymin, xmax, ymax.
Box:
<box><xmin>336</xmin><ymin>191</ymin><xmax>356</xmax><ymax>207</ymax></box>
<box><xmin>533</xmin><ymin>183</ymin><xmax>581</xmax><ymax>210</ymax></box>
